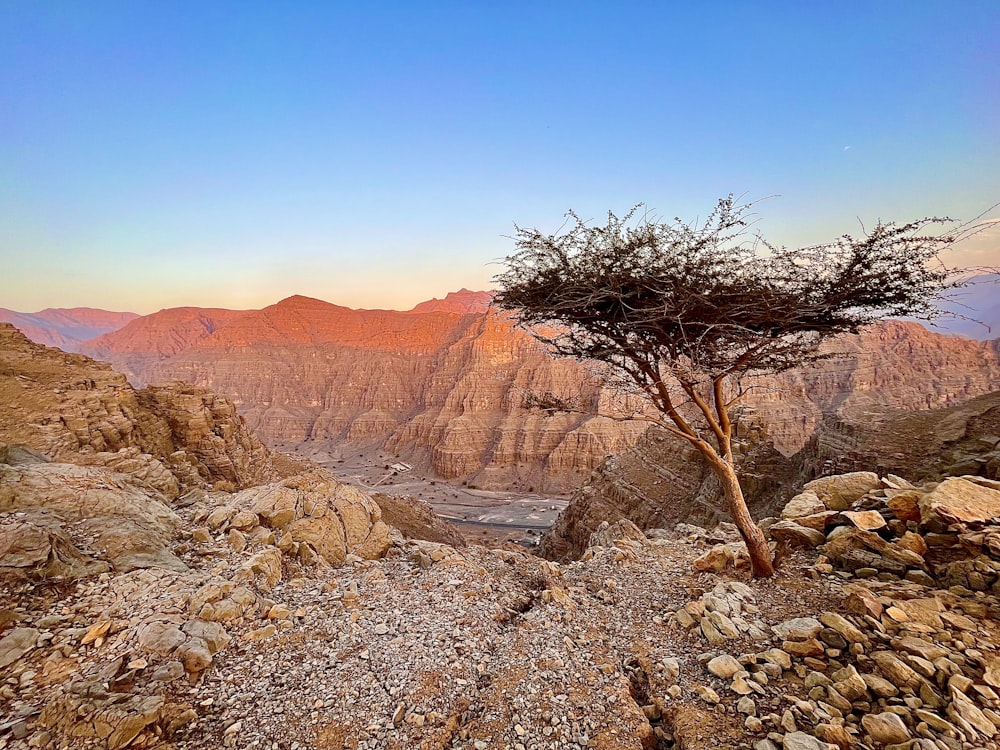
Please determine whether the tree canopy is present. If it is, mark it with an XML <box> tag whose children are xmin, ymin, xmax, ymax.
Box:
<box><xmin>493</xmin><ymin>196</ymin><xmax>977</xmax><ymax>577</ymax></box>
<box><xmin>494</xmin><ymin>197</ymin><xmax>964</xmax><ymax>386</ymax></box>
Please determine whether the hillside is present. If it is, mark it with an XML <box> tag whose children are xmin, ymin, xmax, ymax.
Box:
<box><xmin>78</xmin><ymin>294</ymin><xmax>1000</xmax><ymax>494</ymax></box>
<box><xmin>4</xmin><ymin>315</ymin><xmax>1000</xmax><ymax>750</ymax></box>
<box><xmin>82</xmin><ymin>295</ymin><xmax>646</xmax><ymax>493</ymax></box>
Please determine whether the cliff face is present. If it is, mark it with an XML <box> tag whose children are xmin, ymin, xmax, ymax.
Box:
<box><xmin>749</xmin><ymin>320</ymin><xmax>1000</xmax><ymax>455</ymax></box>
<box><xmin>0</xmin><ymin>323</ymin><xmax>276</xmax><ymax>494</ymax></box>
<box><xmin>80</xmin><ymin>296</ymin><xmax>1000</xmax><ymax>493</ymax></box>
<box><xmin>0</xmin><ymin>307</ymin><xmax>138</xmax><ymax>352</ymax></box>
<box><xmin>83</xmin><ymin>296</ymin><xmax>646</xmax><ymax>493</ymax></box>
<box><xmin>538</xmin><ymin>410</ymin><xmax>800</xmax><ymax>562</ymax></box>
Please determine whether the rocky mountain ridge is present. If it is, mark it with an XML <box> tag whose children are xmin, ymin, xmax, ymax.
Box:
<box><xmin>78</xmin><ymin>293</ymin><xmax>1000</xmax><ymax>494</ymax></box>
<box><xmin>82</xmin><ymin>296</ymin><xmax>647</xmax><ymax>493</ymax></box>
<box><xmin>0</xmin><ymin>308</ymin><xmax>138</xmax><ymax>353</ymax></box>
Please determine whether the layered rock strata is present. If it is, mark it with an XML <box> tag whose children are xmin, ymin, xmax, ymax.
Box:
<box><xmin>81</xmin><ymin>293</ymin><xmax>1000</xmax><ymax>492</ymax></box>
<box><xmin>82</xmin><ymin>296</ymin><xmax>647</xmax><ymax>493</ymax></box>
<box><xmin>539</xmin><ymin>410</ymin><xmax>799</xmax><ymax>562</ymax></box>
<box><xmin>0</xmin><ymin>322</ymin><xmax>275</xmax><ymax>493</ymax></box>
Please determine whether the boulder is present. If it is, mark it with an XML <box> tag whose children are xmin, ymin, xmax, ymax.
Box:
<box><xmin>804</xmin><ymin>472</ymin><xmax>880</xmax><ymax>511</ymax></box>
<box><xmin>841</xmin><ymin>510</ymin><xmax>887</xmax><ymax>531</ymax></box>
<box><xmin>232</xmin><ymin>468</ymin><xmax>390</xmax><ymax>566</ymax></box>
<box><xmin>781</xmin><ymin>491</ymin><xmax>825</xmax><ymax>519</ymax></box>
<box><xmin>769</xmin><ymin>520</ymin><xmax>826</xmax><ymax>548</ymax></box>
<box><xmin>886</xmin><ymin>490</ymin><xmax>923</xmax><ymax>522</ymax></box>
<box><xmin>920</xmin><ymin>477</ymin><xmax>1000</xmax><ymax>526</ymax></box>
<box><xmin>861</xmin><ymin>712</ymin><xmax>911</xmax><ymax>744</ymax></box>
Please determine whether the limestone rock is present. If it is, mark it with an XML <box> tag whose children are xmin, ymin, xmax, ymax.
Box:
<box><xmin>0</xmin><ymin>516</ymin><xmax>109</xmax><ymax>579</ymax></box>
<box><xmin>0</xmin><ymin>323</ymin><xmax>280</xmax><ymax>493</ymax></box>
<box><xmin>707</xmin><ymin>654</ymin><xmax>743</xmax><ymax>679</ymax></box>
<box><xmin>587</xmin><ymin>518</ymin><xmax>649</xmax><ymax>549</ymax></box>
<box><xmin>782</xmin><ymin>731</ymin><xmax>826</xmax><ymax>750</ymax></box>
<box><xmin>233</xmin><ymin>469</ymin><xmax>390</xmax><ymax>565</ymax></box>
<box><xmin>0</xmin><ymin>462</ymin><xmax>186</xmax><ymax>573</ymax></box>
<box><xmin>920</xmin><ymin>476</ymin><xmax>1000</xmax><ymax>526</ymax></box>
<box><xmin>773</xmin><ymin>617</ymin><xmax>823</xmax><ymax>641</ymax></box>
<box><xmin>804</xmin><ymin>472</ymin><xmax>880</xmax><ymax>510</ymax></box>
<box><xmin>861</xmin><ymin>712</ymin><xmax>911</xmax><ymax>744</ymax></box>
<box><xmin>781</xmin><ymin>491</ymin><xmax>825</xmax><ymax>519</ymax></box>
<box><xmin>0</xmin><ymin>627</ymin><xmax>39</xmax><ymax>668</ymax></box>
<box><xmin>841</xmin><ymin>510</ymin><xmax>887</xmax><ymax>531</ymax></box>
<box><xmin>769</xmin><ymin>520</ymin><xmax>826</xmax><ymax>548</ymax></box>
<box><xmin>886</xmin><ymin>490</ymin><xmax>923</xmax><ymax>522</ymax></box>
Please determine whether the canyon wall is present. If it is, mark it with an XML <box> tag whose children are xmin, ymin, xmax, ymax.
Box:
<box><xmin>79</xmin><ymin>293</ymin><xmax>1000</xmax><ymax>494</ymax></box>
<box><xmin>83</xmin><ymin>295</ymin><xmax>645</xmax><ymax>493</ymax></box>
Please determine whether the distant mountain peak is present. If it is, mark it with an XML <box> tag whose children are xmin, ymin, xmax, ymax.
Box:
<box><xmin>0</xmin><ymin>307</ymin><xmax>139</xmax><ymax>352</ymax></box>
<box><xmin>407</xmin><ymin>290</ymin><xmax>494</xmax><ymax>315</ymax></box>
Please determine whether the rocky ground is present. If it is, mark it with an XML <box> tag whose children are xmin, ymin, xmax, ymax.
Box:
<box><xmin>3</xmin><ymin>323</ymin><xmax>1000</xmax><ymax>750</ymax></box>
<box><xmin>4</xmin><ymin>467</ymin><xmax>1000</xmax><ymax>750</ymax></box>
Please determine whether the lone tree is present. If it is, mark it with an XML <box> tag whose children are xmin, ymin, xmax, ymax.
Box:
<box><xmin>493</xmin><ymin>196</ymin><xmax>972</xmax><ymax>577</ymax></box>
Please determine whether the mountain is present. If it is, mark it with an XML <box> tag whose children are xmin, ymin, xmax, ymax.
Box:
<box><xmin>80</xmin><ymin>294</ymin><xmax>1000</xmax><ymax>493</ymax></box>
<box><xmin>83</xmin><ymin>294</ymin><xmax>645</xmax><ymax>493</ymax></box>
<box><xmin>406</xmin><ymin>288</ymin><xmax>494</xmax><ymax>315</ymax></box>
<box><xmin>0</xmin><ymin>306</ymin><xmax>138</xmax><ymax>351</ymax></box>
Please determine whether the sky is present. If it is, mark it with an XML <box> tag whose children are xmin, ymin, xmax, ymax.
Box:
<box><xmin>1</xmin><ymin>1</ymin><xmax>998</xmax><ymax>314</ymax></box>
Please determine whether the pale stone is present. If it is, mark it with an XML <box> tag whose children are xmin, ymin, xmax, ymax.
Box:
<box><xmin>706</xmin><ymin>654</ymin><xmax>742</xmax><ymax>679</ymax></box>
<box><xmin>0</xmin><ymin>627</ymin><xmax>39</xmax><ymax>669</ymax></box>
<box><xmin>842</xmin><ymin>510</ymin><xmax>886</xmax><ymax>531</ymax></box>
<box><xmin>805</xmin><ymin>472</ymin><xmax>880</xmax><ymax>510</ymax></box>
<box><xmin>862</xmin><ymin>712</ymin><xmax>911</xmax><ymax>744</ymax></box>
<box><xmin>920</xmin><ymin>476</ymin><xmax>1000</xmax><ymax>526</ymax></box>
<box><xmin>136</xmin><ymin>621</ymin><xmax>185</xmax><ymax>656</ymax></box>
<box><xmin>781</xmin><ymin>731</ymin><xmax>825</xmax><ymax>750</ymax></box>
<box><xmin>773</xmin><ymin>617</ymin><xmax>823</xmax><ymax>641</ymax></box>
<box><xmin>781</xmin><ymin>491</ymin><xmax>825</xmax><ymax>519</ymax></box>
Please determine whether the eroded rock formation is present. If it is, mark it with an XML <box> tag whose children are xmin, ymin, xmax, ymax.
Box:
<box><xmin>79</xmin><ymin>295</ymin><xmax>1000</xmax><ymax>493</ymax></box>
<box><xmin>0</xmin><ymin>322</ymin><xmax>276</xmax><ymax>493</ymax></box>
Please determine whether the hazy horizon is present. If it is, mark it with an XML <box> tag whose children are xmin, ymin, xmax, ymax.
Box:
<box><xmin>3</xmin><ymin>2</ymin><xmax>998</xmax><ymax>315</ymax></box>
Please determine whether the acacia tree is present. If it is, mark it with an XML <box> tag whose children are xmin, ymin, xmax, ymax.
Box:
<box><xmin>493</xmin><ymin>196</ymin><xmax>970</xmax><ymax>578</ymax></box>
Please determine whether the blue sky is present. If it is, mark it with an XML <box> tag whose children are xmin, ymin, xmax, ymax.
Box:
<box><xmin>2</xmin><ymin>1</ymin><xmax>998</xmax><ymax>313</ymax></box>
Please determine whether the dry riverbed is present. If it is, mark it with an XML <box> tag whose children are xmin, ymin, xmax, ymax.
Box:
<box><xmin>273</xmin><ymin>440</ymin><xmax>569</xmax><ymax>546</ymax></box>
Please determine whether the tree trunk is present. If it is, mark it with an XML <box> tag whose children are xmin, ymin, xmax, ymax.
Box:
<box><xmin>704</xmin><ymin>452</ymin><xmax>774</xmax><ymax>578</ymax></box>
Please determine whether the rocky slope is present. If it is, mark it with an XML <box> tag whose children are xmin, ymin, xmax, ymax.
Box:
<box><xmin>79</xmin><ymin>293</ymin><xmax>1000</xmax><ymax>494</ymax></box>
<box><xmin>3</xmin><ymin>464</ymin><xmax>1000</xmax><ymax>750</ymax></box>
<box><xmin>539</xmin><ymin>409</ymin><xmax>801</xmax><ymax>562</ymax></box>
<box><xmin>0</xmin><ymin>307</ymin><xmax>138</xmax><ymax>352</ymax></box>
<box><xmin>541</xmin><ymin>386</ymin><xmax>1000</xmax><ymax>563</ymax></box>
<box><xmin>0</xmin><ymin>323</ymin><xmax>277</xmax><ymax>494</ymax></box>
<box><xmin>82</xmin><ymin>296</ymin><xmax>646</xmax><ymax>493</ymax></box>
